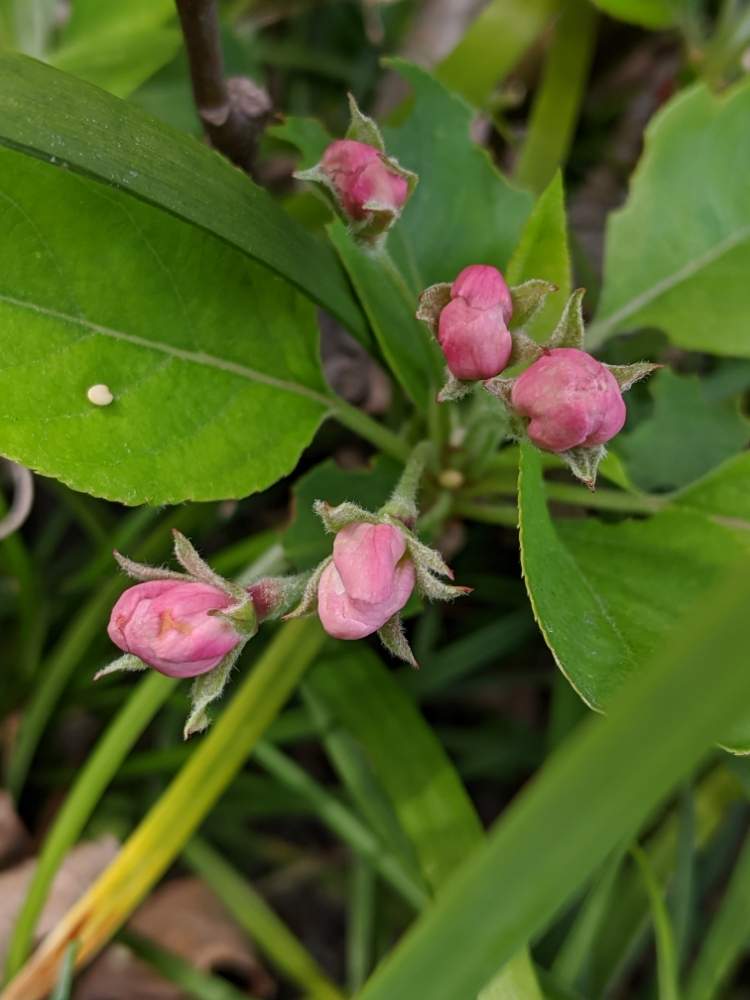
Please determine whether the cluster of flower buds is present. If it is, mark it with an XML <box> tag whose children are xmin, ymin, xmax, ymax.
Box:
<box><xmin>284</xmin><ymin>442</ymin><xmax>469</xmax><ymax>666</ymax></box>
<box><xmin>419</xmin><ymin>272</ymin><xmax>658</xmax><ymax>488</ymax></box>
<box><xmin>99</xmin><ymin>530</ymin><xmax>306</xmax><ymax>737</ymax></box>
<box><xmin>100</xmin><ymin>446</ymin><xmax>468</xmax><ymax>726</ymax></box>
<box><xmin>295</xmin><ymin>94</ymin><xmax>417</xmax><ymax>246</ymax></box>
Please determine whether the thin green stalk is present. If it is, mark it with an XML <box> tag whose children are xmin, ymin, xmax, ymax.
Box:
<box><xmin>49</xmin><ymin>943</ymin><xmax>77</xmax><ymax>1000</ymax></box>
<box><xmin>685</xmin><ymin>829</ymin><xmax>750</xmax><ymax>1000</ymax></box>
<box><xmin>329</xmin><ymin>398</ymin><xmax>411</xmax><ymax>463</ymax></box>
<box><xmin>348</xmin><ymin>859</ymin><xmax>376</xmax><ymax>993</ymax></box>
<box><xmin>4</xmin><ymin>672</ymin><xmax>175</xmax><ymax>980</ymax></box>
<box><xmin>2</xmin><ymin>618</ymin><xmax>327</xmax><ymax>1000</ymax></box>
<box><xmin>184</xmin><ymin>837</ymin><xmax>345</xmax><ymax>1000</ymax></box>
<box><xmin>452</xmin><ymin>500</ymin><xmax>519</xmax><ymax>527</ymax></box>
<box><xmin>514</xmin><ymin>0</ymin><xmax>598</xmax><ymax>193</ymax></box>
<box><xmin>254</xmin><ymin>740</ymin><xmax>427</xmax><ymax>910</ymax></box>
<box><xmin>631</xmin><ymin>845</ymin><xmax>680</xmax><ymax>1000</ymax></box>
<box><xmin>119</xmin><ymin>930</ymin><xmax>257</xmax><ymax>1000</ymax></box>
<box><xmin>551</xmin><ymin>850</ymin><xmax>624</xmax><ymax>992</ymax></box>
<box><xmin>463</xmin><ymin>477</ymin><xmax>667</xmax><ymax>515</ymax></box>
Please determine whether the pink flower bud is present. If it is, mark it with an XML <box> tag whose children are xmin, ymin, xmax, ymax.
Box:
<box><xmin>437</xmin><ymin>265</ymin><xmax>513</xmax><ymax>381</ymax></box>
<box><xmin>107</xmin><ymin>580</ymin><xmax>242</xmax><ymax>678</ymax></box>
<box><xmin>317</xmin><ymin>522</ymin><xmax>415</xmax><ymax>640</ymax></box>
<box><xmin>321</xmin><ymin>139</ymin><xmax>408</xmax><ymax>221</ymax></box>
<box><xmin>511</xmin><ymin>347</ymin><xmax>626</xmax><ymax>452</ymax></box>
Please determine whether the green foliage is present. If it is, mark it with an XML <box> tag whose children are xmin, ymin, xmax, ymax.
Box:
<box><xmin>519</xmin><ymin>442</ymin><xmax>750</xmax><ymax>739</ymax></box>
<box><xmin>384</xmin><ymin>60</ymin><xmax>532</xmax><ymax>290</ymax></box>
<box><xmin>436</xmin><ymin>0</ymin><xmax>558</xmax><ymax>108</ymax></box>
<box><xmin>0</xmin><ymin>53</ymin><xmax>367</xmax><ymax>340</ymax></box>
<box><xmin>591</xmin><ymin>77</ymin><xmax>750</xmax><ymax>355</ymax></box>
<box><xmin>616</xmin><ymin>369</ymin><xmax>750</xmax><ymax>491</ymax></box>
<box><xmin>506</xmin><ymin>171</ymin><xmax>571</xmax><ymax>338</ymax></box>
<box><xmin>588</xmin><ymin>0</ymin><xmax>678</xmax><ymax>28</ymax></box>
<box><xmin>0</xmin><ymin>148</ymin><xmax>328</xmax><ymax>504</ymax></box>
<box><xmin>356</xmin><ymin>559</ymin><xmax>750</xmax><ymax>999</ymax></box>
<box><xmin>284</xmin><ymin>458</ymin><xmax>399</xmax><ymax>570</ymax></box>
<box><xmin>50</xmin><ymin>0</ymin><xmax>180</xmax><ymax>98</ymax></box>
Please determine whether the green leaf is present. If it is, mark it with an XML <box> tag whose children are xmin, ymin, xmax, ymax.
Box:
<box><xmin>306</xmin><ymin>646</ymin><xmax>483</xmax><ymax>890</ymax></box>
<box><xmin>284</xmin><ymin>457</ymin><xmax>399</xmax><ymax>570</ymax></box>
<box><xmin>518</xmin><ymin>442</ymin><xmax>750</xmax><ymax>720</ymax></box>
<box><xmin>615</xmin><ymin>369</ymin><xmax>750</xmax><ymax>491</ymax></box>
<box><xmin>0</xmin><ymin>53</ymin><xmax>367</xmax><ymax>341</ymax></box>
<box><xmin>0</xmin><ymin>147</ymin><xmax>329</xmax><ymax>504</ymax></box>
<box><xmin>588</xmin><ymin>0</ymin><xmax>677</xmax><ymax>28</ymax></box>
<box><xmin>685</xmin><ymin>829</ymin><xmax>750</xmax><ymax>1000</ymax></box>
<box><xmin>436</xmin><ymin>0</ymin><xmax>558</xmax><ymax>108</ymax></box>
<box><xmin>506</xmin><ymin>171</ymin><xmax>571</xmax><ymax>339</ymax></box>
<box><xmin>356</xmin><ymin>557</ymin><xmax>750</xmax><ymax>1000</ymax></box>
<box><xmin>590</xmin><ymin>79</ymin><xmax>750</xmax><ymax>355</ymax></box>
<box><xmin>329</xmin><ymin>221</ymin><xmax>443</xmax><ymax>410</ymax></box>
<box><xmin>51</xmin><ymin>0</ymin><xmax>180</xmax><ymax>99</ymax></box>
<box><xmin>384</xmin><ymin>61</ymin><xmax>532</xmax><ymax>290</ymax></box>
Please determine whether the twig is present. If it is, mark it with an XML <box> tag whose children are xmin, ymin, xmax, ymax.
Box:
<box><xmin>174</xmin><ymin>0</ymin><xmax>271</xmax><ymax>175</ymax></box>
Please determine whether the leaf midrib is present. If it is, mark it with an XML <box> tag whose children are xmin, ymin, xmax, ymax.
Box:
<box><xmin>588</xmin><ymin>223</ymin><xmax>750</xmax><ymax>347</ymax></box>
<box><xmin>0</xmin><ymin>292</ymin><xmax>332</xmax><ymax>408</ymax></box>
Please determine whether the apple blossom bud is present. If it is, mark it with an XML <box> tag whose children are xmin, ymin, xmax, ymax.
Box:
<box><xmin>437</xmin><ymin>265</ymin><xmax>513</xmax><ymax>381</ymax></box>
<box><xmin>107</xmin><ymin>580</ymin><xmax>243</xmax><ymax>679</ymax></box>
<box><xmin>317</xmin><ymin>522</ymin><xmax>415</xmax><ymax>640</ymax></box>
<box><xmin>511</xmin><ymin>347</ymin><xmax>626</xmax><ymax>453</ymax></box>
<box><xmin>320</xmin><ymin>139</ymin><xmax>408</xmax><ymax>221</ymax></box>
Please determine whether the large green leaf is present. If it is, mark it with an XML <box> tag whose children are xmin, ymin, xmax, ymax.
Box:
<box><xmin>284</xmin><ymin>457</ymin><xmax>399</xmax><ymax>570</ymax></box>
<box><xmin>0</xmin><ymin>147</ymin><xmax>329</xmax><ymax>504</ymax></box>
<box><xmin>615</xmin><ymin>369</ymin><xmax>750</xmax><ymax>491</ymax></box>
<box><xmin>0</xmin><ymin>53</ymin><xmax>367</xmax><ymax>341</ymax></box>
<box><xmin>355</xmin><ymin>557</ymin><xmax>750</xmax><ymax>1000</ymax></box>
<box><xmin>306</xmin><ymin>646</ymin><xmax>483</xmax><ymax>889</ymax></box>
<box><xmin>384</xmin><ymin>60</ymin><xmax>532</xmax><ymax>290</ymax></box>
<box><xmin>518</xmin><ymin>442</ymin><xmax>750</xmax><ymax>744</ymax></box>
<box><xmin>506</xmin><ymin>170</ymin><xmax>571</xmax><ymax>339</ymax></box>
<box><xmin>589</xmin><ymin>79</ymin><xmax>750</xmax><ymax>355</ymax></box>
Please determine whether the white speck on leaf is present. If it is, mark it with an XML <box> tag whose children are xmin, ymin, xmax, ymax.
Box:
<box><xmin>87</xmin><ymin>384</ymin><xmax>114</xmax><ymax>406</ymax></box>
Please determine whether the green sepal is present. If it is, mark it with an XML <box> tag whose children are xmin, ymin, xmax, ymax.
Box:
<box><xmin>208</xmin><ymin>597</ymin><xmax>258</xmax><ymax>639</ymax></box>
<box><xmin>183</xmin><ymin>646</ymin><xmax>243</xmax><ymax>739</ymax></box>
<box><xmin>314</xmin><ymin>500</ymin><xmax>380</xmax><ymax>534</ymax></box>
<box><xmin>172</xmin><ymin>530</ymin><xmax>247</xmax><ymax>603</ymax></box>
<box><xmin>415</xmin><ymin>282</ymin><xmax>451</xmax><ymax>337</ymax></box>
<box><xmin>284</xmin><ymin>557</ymin><xmax>331</xmax><ymax>620</ymax></box>
<box><xmin>377</xmin><ymin>614</ymin><xmax>417</xmax><ymax>668</ymax></box>
<box><xmin>437</xmin><ymin>372</ymin><xmax>474</xmax><ymax>404</ymax></box>
<box><xmin>345</xmin><ymin>92</ymin><xmax>385</xmax><ymax>151</ymax></box>
<box><xmin>560</xmin><ymin>444</ymin><xmax>607</xmax><ymax>490</ymax></box>
<box><xmin>509</xmin><ymin>279</ymin><xmax>558</xmax><ymax>331</ymax></box>
<box><xmin>113</xmin><ymin>550</ymin><xmax>191</xmax><ymax>584</ymax></box>
<box><xmin>606</xmin><ymin>362</ymin><xmax>662</xmax><ymax>392</ymax></box>
<box><xmin>544</xmin><ymin>288</ymin><xmax>586</xmax><ymax>350</ymax></box>
<box><xmin>94</xmin><ymin>653</ymin><xmax>149</xmax><ymax>682</ymax></box>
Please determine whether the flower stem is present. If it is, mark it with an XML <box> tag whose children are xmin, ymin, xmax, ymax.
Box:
<box><xmin>329</xmin><ymin>398</ymin><xmax>411</xmax><ymax>463</ymax></box>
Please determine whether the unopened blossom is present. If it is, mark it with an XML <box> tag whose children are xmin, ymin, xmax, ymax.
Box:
<box><xmin>511</xmin><ymin>347</ymin><xmax>626</xmax><ymax>452</ymax></box>
<box><xmin>317</xmin><ymin>522</ymin><xmax>415</xmax><ymax>640</ymax></box>
<box><xmin>437</xmin><ymin>264</ymin><xmax>514</xmax><ymax>381</ymax></box>
<box><xmin>321</xmin><ymin>139</ymin><xmax>409</xmax><ymax>221</ymax></box>
<box><xmin>107</xmin><ymin>580</ymin><xmax>242</xmax><ymax>679</ymax></box>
